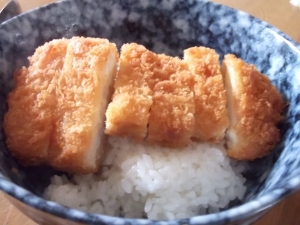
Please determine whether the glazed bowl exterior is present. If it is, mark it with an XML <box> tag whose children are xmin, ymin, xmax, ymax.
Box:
<box><xmin>0</xmin><ymin>0</ymin><xmax>300</xmax><ymax>224</ymax></box>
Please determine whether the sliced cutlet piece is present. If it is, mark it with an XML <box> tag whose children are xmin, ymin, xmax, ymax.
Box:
<box><xmin>184</xmin><ymin>47</ymin><xmax>229</xmax><ymax>142</ymax></box>
<box><xmin>106</xmin><ymin>43</ymin><xmax>195</xmax><ymax>146</ymax></box>
<box><xmin>147</xmin><ymin>54</ymin><xmax>195</xmax><ymax>148</ymax></box>
<box><xmin>105</xmin><ymin>43</ymin><xmax>156</xmax><ymax>141</ymax></box>
<box><xmin>148</xmin><ymin>53</ymin><xmax>186</xmax><ymax>89</ymax></box>
<box><xmin>147</xmin><ymin>78</ymin><xmax>195</xmax><ymax>148</ymax></box>
<box><xmin>222</xmin><ymin>54</ymin><xmax>285</xmax><ymax>160</ymax></box>
<box><xmin>3</xmin><ymin>39</ymin><xmax>68</xmax><ymax>166</ymax></box>
<box><xmin>49</xmin><ymin>37</ymin><xmax>119</xmax><ymax>173</ymax></box>
<box><xmin>104</xmin><ymin>85</ymin><xmax>152</xmax><ymax>141</ymax></box>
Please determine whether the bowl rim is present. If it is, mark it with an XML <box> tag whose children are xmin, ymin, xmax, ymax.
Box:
<box><xmin>1</xmin><ymin>0</ymin><xmax>300</xmax><ymax>224</ymax></box>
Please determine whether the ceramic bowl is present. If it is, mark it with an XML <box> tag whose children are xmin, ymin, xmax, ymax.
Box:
<box><xmin>0</xmin><ymin>0</ymin><xmax>300</xmax><ymax>224</ymax></box>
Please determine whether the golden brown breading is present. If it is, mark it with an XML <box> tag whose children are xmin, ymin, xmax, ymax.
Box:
<box><xmin>147</xmin><ymin>54</ymin><xmax>196</xmax><ymax>147</ymax></box>
<box><xmin>105</xmin><ymin>85</ymin><xmax>153</xmax><ymax>141</ymax></box>
<box><xmin>105</xmin><ymin>43</ymin><xmax>156</xmax><ymax>141</ymax></box>
<box><xmin>147</xmin><ymin>79</ymin><xmax>195</xmax><ymax>148</ymax></box>
<box><xmin>3</xmin><ymin>37</ymin><xmax>118</xmax><ymax>173</ymax></box>
<box><xmin>3</xmin><ymin>39</ymin><xmax>68</xmax><ymax>166</ymax></box>
<box><xmin>184</xmin><ymin>47</ymin><xmax>229</xmax><ymax>142</ymax></box>
<box><xmin>105</xmin><ymin>43</ymin><xmax>196</xmax><ymax>146</ymax></box>
<box><xmin>222</xmin><ymin>54</ymin><xmax>285</xmax><ymax>160</ymax></box>
<box><xmin>49</xmin><ymin>37</ymin><xmax>119</xmax><ymax>173</ymax></box>
<box><xmin>149</xmin><ymin>54</ymin><xmax>187</xmax><ymax>89</ymax></box>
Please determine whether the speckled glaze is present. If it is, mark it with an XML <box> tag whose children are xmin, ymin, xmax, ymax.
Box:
<box><xmin>0</xmin><ymin>0</ymin><xmax>300</xmax><ymax>224</ymax></box>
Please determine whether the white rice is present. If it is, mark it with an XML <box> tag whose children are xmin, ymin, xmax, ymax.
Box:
<box><xmin>44</xmin><ymin>137</ymin><xmax>247</xmax><ymax>220</ymax></box>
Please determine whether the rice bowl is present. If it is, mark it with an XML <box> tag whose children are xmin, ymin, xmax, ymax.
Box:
<box><xmin>0</xmin><ymin>0</ymin><xmax>300</xmax><ymax>224</ymax></box>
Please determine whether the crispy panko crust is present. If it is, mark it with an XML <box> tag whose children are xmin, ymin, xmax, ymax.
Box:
<box><xmin>3</xmin><ymin>39</ymin><xmax>68</xmax><ymax>166</ymax></box>
<box><xmin>184</xmin><ymin>47</ymin><xmax>229</xmax><ymax>142</ymax></box>
<box><xmin>105</xmin><ymin>85</ymin><xmax>153</xmax><ymax>141</ymax></box>
<box><xmin>105</xmin><ymin>43</ymin><xmax>157</xmax><ymax>141</ymax></box>
<box><xmin>147</xmin><ymin>54</ymin><xmax>195</xmax><ymax>147</ymax></box>
<box><xmin>147</xmin><ymin>79</ymin><xmax>195</xmax><ymax>148</ymax></box>
<box><xmin>105</xmin><ymin>43</ymin><xmax>196</xmax><ymax>146</ymax></box>
<box><xmin>150</xmin><ymin>54</ymin><xmax>188</xmax><ymax>89</ymax></box>
<box><xmin>3</xmin><ymin>37</ymin><xmax>118</xmax><ymax>173</ymax></box>
<box><xmin>49</xmin><ymin>37</ymin><xmax>118</xmax><ymax>173</ymax></box>
<box><xmin>222</xmin><ymin>54</ymin><xmax>285</xmax><ymax>160</ymax></box>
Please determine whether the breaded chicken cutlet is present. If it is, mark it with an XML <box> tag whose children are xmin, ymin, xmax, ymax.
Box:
<box><xmin>105</xmin><ymin>43</ymin><xmax>155</xmax><ymax>141</ymax></box>
<box><xmin>3</xmin><ymin>39</ymin><xmax>68</xmax><ymax>166</ymax></box>
<box><xmin>147</xmin><ymin>54</ymin><xmax>196</xmax><ymax>147</ymax></box>
<box><xmin>222</xmin><ymin>54</ymin><xmax>285</xmax><ymax>160</ymax></box>
<box><xmin>49</xmin><ymin>37</ymin><xmax>118</xmax><ymax>173</ymax></box>
<box><xmin>106</xmin><ymin>43</ymin><xmax>196</xmax><ymax>147</ymax></box>
<box><xmin>106</xmin><ymin>43</ymin><xmax>285</xmax><ymax>159</ymax></box>
<box><xmin>3</xmin><ymin>37</ymin><xmax>119</xmax><ymax>173</ymax></box>
<box><xmin>147</xmin><ymin>79</ymin><xmax>195</xmax><ymax>148</ymax></box>
<box><xmin>4</xmin><ymin>38</ymin><xmax>286</xmax><ymax>172</ymax></box>
<box><xmin>184</xmin><ymin>47</ymin><xmax>229</xmax><ymax>142</ymax></box>
<box><xmin>106</xmin><ymin>43</ymin><xmax>229</xmax><ymax>148</ymax></box>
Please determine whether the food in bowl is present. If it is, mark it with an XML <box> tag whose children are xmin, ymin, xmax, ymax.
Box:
<box><xmin>105</xmin><ymin>43</ymin><xmax>229</xmax><ymax>147</ymax></box>
<box><xmin>3</xmin><ymin>37</ymin><xmax>119</xmax><ymax>173</ymax></box>
<box><xmin>2</xmin><ymin>36</ymin><xmax>285</xmax><ymax>219</ymax></box>
<box><xmin>45</xmin><ymin>137</ymin><xmax>247</xmax><ymax>219</ymax></box>
<box><xmin>222</xmin><ymin>55</ymin><xmax>285</xmax><ymax>160</ymax></box>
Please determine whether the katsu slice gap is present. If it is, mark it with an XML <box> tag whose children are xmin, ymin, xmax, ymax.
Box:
<box><xmin>49</xmin><ymin>37</ymin><xmax>119</xmax><ymax>173</ymax></box>
<box><xmin>3</xmin><ymin>39</ymin><xmax>68</xmax><ymax>166</ymax></box>
<box><xmin>222</xmin><ymin>54</ymin><xmax>285</xmax><ymax>160</ymax></box>
<box><xmin>184</xmin><ymin>47</ymin><xmax>229</xmax><ymax>142</ymax></box>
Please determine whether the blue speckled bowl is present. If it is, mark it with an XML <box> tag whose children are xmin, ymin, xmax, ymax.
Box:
<box><xmin>1</xmin><ymin>0</ymin><xmax>300</xmax><ymax>224</ymax></box>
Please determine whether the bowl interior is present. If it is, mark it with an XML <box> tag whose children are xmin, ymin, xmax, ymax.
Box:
<box><xmin>0</xmin><ymin>0</ymin><xmax>300</xmax><ymax>221</ymax></box>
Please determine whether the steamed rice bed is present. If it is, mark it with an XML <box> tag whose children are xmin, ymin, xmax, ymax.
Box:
<box><xmin>45</xmin><ymin>137</ymin><xmax>246</xmax><ymax>220</ymax></box>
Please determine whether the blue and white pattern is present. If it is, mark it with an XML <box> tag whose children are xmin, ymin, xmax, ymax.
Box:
<box><xmin>0</xmin><ymin>0</ymin><xmax>300</xmax><ymax>224</ymax></box>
